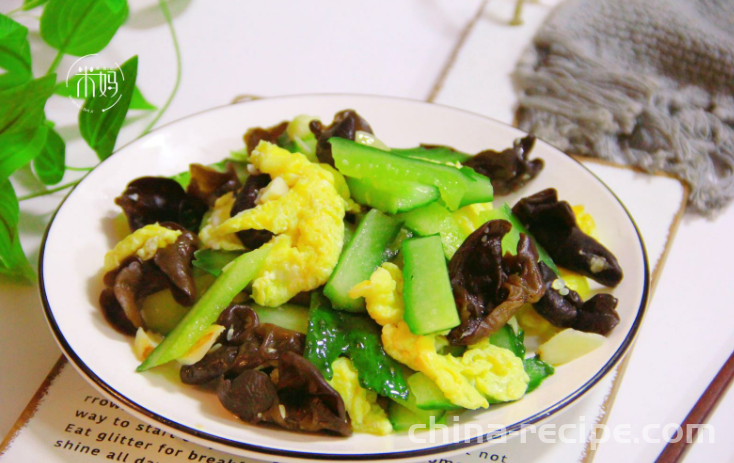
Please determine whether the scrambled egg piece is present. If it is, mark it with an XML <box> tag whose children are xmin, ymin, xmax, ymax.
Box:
<box><xmin>452</xmin><ymin>202</ymin><xmax>494</xmax><ymax>236</ymax></box>
<box><xmin>198</xmin><ymin>192</ymin><xmax>245</xmax><ymax>251</ymax></box>
<box><xmin>328</xmin><ymin>358</ymin><xmax>393</xmax><ymax>435</ymax></box>
<box><xmin>352</xmin><ymin>264</ymin><xmax>528</xmax><ymax>410</ymax></box>
<box><xmin>348</xmin><ymin>262</ymin><xmax>404</xmax><ymax>326</ymax></box>
<box><xmin>382</xmin><ymin>321</ymin><xmax>488</xmax><ymax>409</ymax></box>
<box><xmin>104</xmin><ymin>223</ymin><xmax>181</xmax><ymax>272</ymax></box>
<box><xmin>461</xmin><ymin>339</ymin><xmax>529</xmax><ymax>401</ymax></box>
<box><xmin>382</xmin><ymin>323</ymin><xmax>528</xmax><ymax>408</ymax></box>
<box><xmin>573</xmin><ymin>205</ymin><xmax>599</xmax><ymax>241</ymax></box>
<box><xmin>516</xmin><ymin>304</ymin><xmax>561</xmax><ymax>342</ymax></box>
<box><xmin>209</xmin><ymin>141</ymin><xmax>346</xmax><ymax>306</ymax></box>
<box><xmin>559</xmin><ymin>268</ymin><xmax>591</xmax><ymax>299</ymax></box>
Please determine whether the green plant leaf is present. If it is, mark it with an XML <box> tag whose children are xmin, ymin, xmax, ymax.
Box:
<box><xmin>79</xmin><ymin>55</ymin><xmax>137</xmax><ymax>160</ymax></box>
<box><xmin>130</xmin><ymin>86</ymin><xmax>156</xmax><ymax>110</ymax></box>
<box><xmin>32</xmin><ymin>125</ymin><xmax>65</xmax><ymax>185</ymax></box>
<box><xmin>0</xmin><ymin>125</ymin><xmax>49</xmax><ymax>180</ymax></box>
<box><xmin>0</xmin><ymin>75</ymin><xmax>55</xmax><ymax>181</ymax></box>
<box><xmin>0</xmin><ymin>14</ymin><xmax>32</xmax><ymax>90</ymax></box>
<box><xmin>55</xmin><ymin>72</ymin><xmax>156</xmax><ymax>110</ymax></box>
<box><xmin>40</xmin><ymin>0</ymin><xmax>129</xmax><ymax>57</ymax></box>
<box><xmin>22</xmin><ymin>0</ymin><xmax>49</xmax><ymax>11</ymax></box>
<box><xmin>0</xmin><ymin>178</ymin><xmax>35</xmax><ymax>282</ymax></box>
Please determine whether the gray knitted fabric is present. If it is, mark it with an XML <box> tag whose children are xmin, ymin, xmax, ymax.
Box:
<box><xmin>514</xmin><ymin>0</ymin><xmax>734</xmax><ymax>214</ymax></box>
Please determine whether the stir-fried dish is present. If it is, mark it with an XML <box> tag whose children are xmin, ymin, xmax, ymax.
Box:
<box><xmin>99</xmin><ymin>110</ymin><xmax>624</xmax><ymax>436</ymax></box>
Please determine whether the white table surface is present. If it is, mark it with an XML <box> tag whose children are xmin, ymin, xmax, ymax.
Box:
<box><xmin>1</xmin><ymin>1</ymin><xmax>732</xmax><ymax>462</ymax></box>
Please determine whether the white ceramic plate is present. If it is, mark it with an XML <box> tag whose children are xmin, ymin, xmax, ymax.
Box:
<box><xmin>40</xmin><ymin>95</ymin><xmax>649</xmax><ymax>462</ymax></box>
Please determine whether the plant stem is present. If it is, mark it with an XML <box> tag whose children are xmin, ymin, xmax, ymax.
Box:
<box><xmin>66</xmin><ymin>165</ymin><xmax>95</xmax><ymax>172</ymax></box>
<box><xmin>140</xmin><ymin>0</ymin><xmax>181</xmax><ymax>136</ymax></box>
<box><xmin>46</xmin><ymin>50</ymin><xmax>64</xmax><ymax>75</ymax></box>
<box><xmin>6</xmin><ymin>7</ymin><xmax>23</xmax><ymax>15</ymax></box>
<box><xmin>18</xmin><ymin>179</ymin><xmax>80</xmax><ymax>201</ymax></box>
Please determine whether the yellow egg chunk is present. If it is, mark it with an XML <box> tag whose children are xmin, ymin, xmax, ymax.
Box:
<box><xmin>452</xmin><ymin>202</ymin><xmax>494</xmax><ymax>236</ymax></box>
<box><xmin>198</xmin><ymin>192</ymin><xmax>245</xmax><ymax>251</ymax></box>
<box><xmin>461</xmin><ymin>339</ymin><xmax>529</xmax><ymax>403</ymax></box>
<box><xmin>103</xmin><ymin>223</ymin><xmax>181</xmax><ymax>272</ymax></box>
<box><xmin>572</xmin><ymin>205</ymin><xmax>600</xmax><ymax>241</ymax></box>
<box><xmin>516</xmin><ymin>304</ymin><xmax>562</xmax><ymax>343</ymax></box>
<box><xmin>382</xmin><ymin>321</ymin><xmax>488</xmax><ymax>409</ymax></box>
<box><xmin>558</xmin><ymin>268</ymin><xmax>591</xmax><ymax>300</ymax></box>
<box><xmin>382</xmin><ymin>321</ymin><xmax>529</xmax><ymax>409</ymax></box>
<box><xmin>211</xmin><ymin>141</ymin><xmax>346</xmax><ymax>307</ymax></box>
<box><xmin>328</xmin><ymin>358</ymin><xmax>393</xmax><ymax>435</ymax></box>
<box><xmin>348</xmin><ymin>263</ymin><xmax>404</xmax><ymax>326</ymax></box>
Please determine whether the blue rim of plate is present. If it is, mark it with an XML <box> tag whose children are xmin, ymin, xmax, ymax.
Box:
<box><xmin>38</xmin><ymin>94</ymin><xmax>650</xmax><ymax>461</ymax></box>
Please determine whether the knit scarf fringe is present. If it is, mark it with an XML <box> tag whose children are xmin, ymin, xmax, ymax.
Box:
<box><xmin>514</xmin><ymin>29</ymin><xmax>734</xmax><ymax>215</ymax></box>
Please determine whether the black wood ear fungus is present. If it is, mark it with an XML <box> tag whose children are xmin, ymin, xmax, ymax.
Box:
<box><xmin>512</xmin><ymin>188</ymin><xmax>623</xmax><ymax>287</ymax></box>
<box><xmin>448</xmin><ymin>219</ymin><xmax>546</xmax><ymax>345</ymax></box>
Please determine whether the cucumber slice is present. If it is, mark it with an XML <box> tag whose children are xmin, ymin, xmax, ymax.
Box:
<box><xmin>331</xmin><ymin>137</ymin><xmax>469</xmax><ymax>210</ymax></box>
<box><xmin>402</xmin><ymin>235</ymin><xmax>460</xmax><ymax>335</ymax></box>
<box><xmin>459</xmin><ymin>166</ymin><xmax>494</xmax><ymax>207</ymax></box>
<box><xmin>408</xmin><ymin>372</ymin><xmax>461</xmax><ymax>411</ymax></box>
<box><xmin>485</xmin><ymin>203</ymin><xmax>559</xmax><ymax>274</ymax></box>
<box><xmin>324</xmin><ymin>209</ymin><xmax>402</xmax><ymax>311</ymax></box>
<box><xmin>192</xmin><ymin>249</ymin><xmax>243</xmax><ymax>277</ymax></box>
<box><xmin>384</xmin><ymin>228</ymin><xmax>413</xmax><ymax>261</ymax></box>
<box><xmin>489</xmin><ymin>324</ymin><xmax>526</xmax><ymax>359</ymax></box>
<box><xmin>346</xmin><ymin>177</ymin><xmax>439</xmax><ymax>214</ymax></box>
<box><xmin>392</xmin><ymin>146</ymin><xmax>471</xmax><ymax>165</ymax></box>
<box><xmin>138</xmin><ymin>244</ymin><xmax>272</xmax><ymax>371</ymax></box>
<box><xmin>251</xmin><ymin>303</ymin><xmax>309</xmax><ymax>334</ymax></box>
<box><xmin>141</xmin><ymin>274</ymin><xmax>216</xmax><ymax>335</ymax></box>
<box><xmin>389</xmin><ymin>394</ymin><xmax>446</xmax><ymax>432</ymax></box>
<box><xmin>400</xmin><ymin>203</ymin><xmax>464</xmax><ymax>259</ymax></box>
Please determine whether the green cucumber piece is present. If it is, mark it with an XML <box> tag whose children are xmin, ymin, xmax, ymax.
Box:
<box><xmin>331</xmin><ymin>137</ymin><xmax>469</xmax><ymax>210</ymax></box>
<box><xmin>408</xmin><ymin>372</ymin><xmax>461</xmax><ymax>411</ymax></box>
<box><xmin>459</xmin><ymin>166</ymin><xmax>494</xmax><ymax>207</ymax></box>
<box><xmin>137</xmin><ymin>244</ymin><xmax>272</xmax><ymax>371</ymax></box>
<box><xmin>251</xmin><ymin>303</ymin><xmax>309</xmax><ymax>334</ymax></box>
<box><xmin>384</xmin><ymin>228</ymin><xmax>413</xmax><ymax>261</ymax></box>
<box><xmin>489</xmin><ymin>324</ymin><xmax>526</xmax><ymax>359</ymax></box>
<box><xmin>324</xmin><ymin>209</ymin><xmax>402</xmax><ymax>311</ymax></box>
<box><xmin>402</xmin><ymin>235</ymin><xmax>460</xmax><ymax>335</ymax></box>
<box><xmin>400</xmin><ymin>203</ymin><xmax>464</xmax><ymax>259</ymax></box>
<box><xmin>392</xmin><ymin>146</ymin><xmax>471</xmax><ymax>165</ymax></box>
<box><xmin>388</xmin><ymin>145</ymin><xmax>494</xmax><ymax>207</ymax></box>
<box><xmin>141</xmin><ymin>274</ymin><xmax>215</xmax><ymax>335</ymax></box>
<box><xmin>485</xmin><ymin>203</ymin><xmax>559</xmax><ymax>274</ymax></box>
<box><xmin>343</xmin><ymin>219</ymin><xmax>356</xmax><ymax>248</ymax></box>
<box><xmin>524</xmin><ymin>356</ymin><xmax>555</xmax><ymax>393</ymax></box>
<box><xmin>389</xmin><ymin>391</ymin><xmax>446</xmax><ymax>432</ymax></box>
<box><xmin>192</xmin><ymin>249</ymin><xmax>243</xmax><ymax>277</ymax></box>
<box><xmin>305</xmin><ymin>293</ymin><xmax>409</xmax><ymax>399</ymax></box>
<box><xmin>346</xmin><ymin>177</ymin><xmax>439</xmax><ymax>214</ymax></box>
